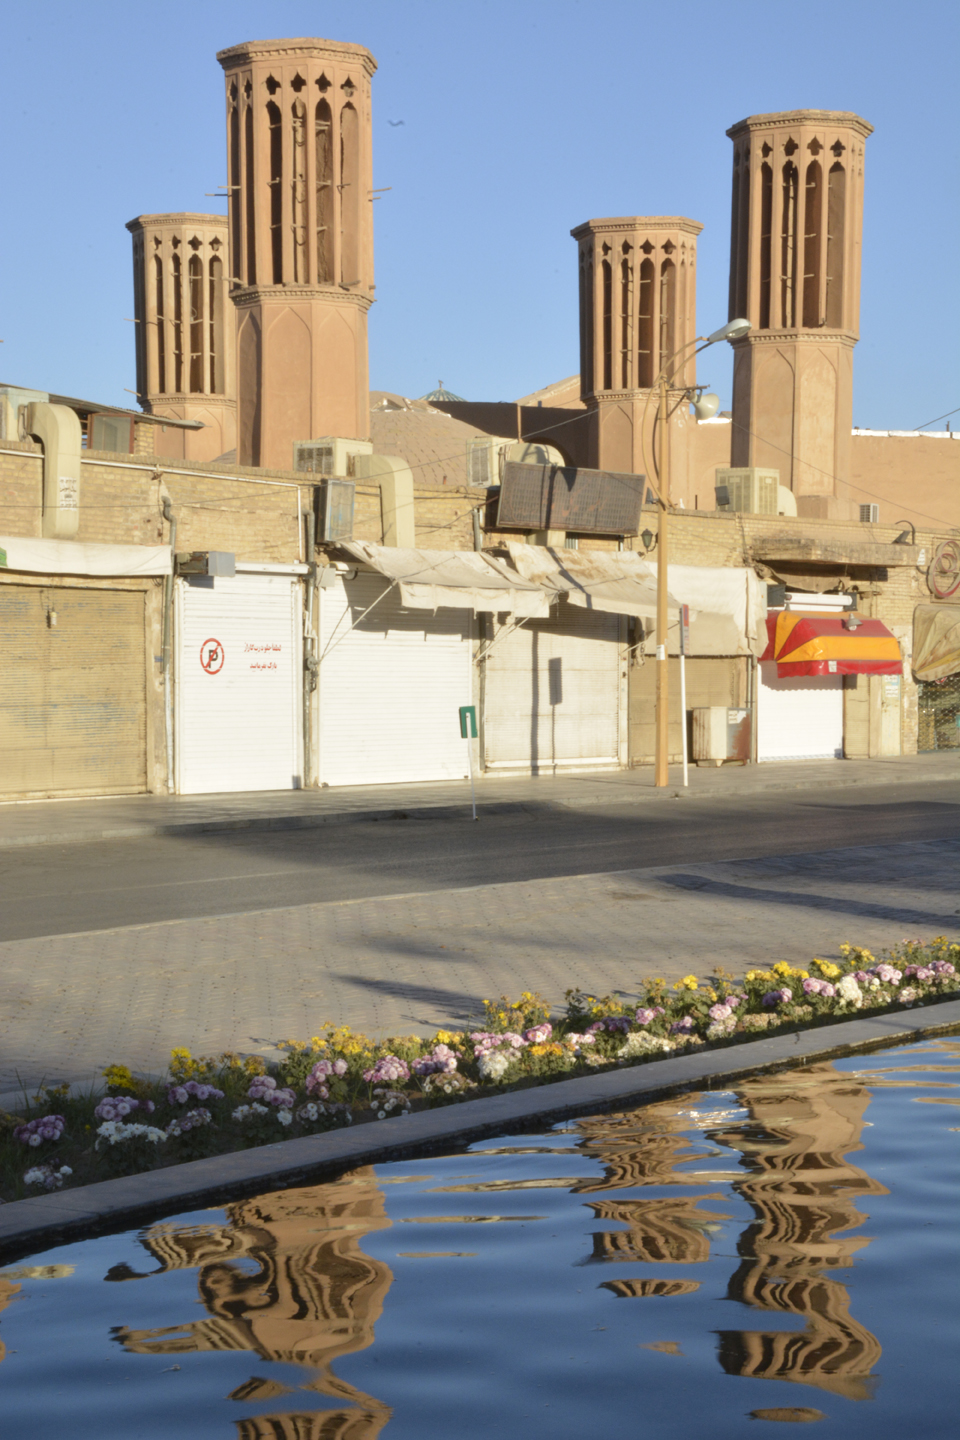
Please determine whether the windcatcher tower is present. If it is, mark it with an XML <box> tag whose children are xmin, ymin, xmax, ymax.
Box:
<box><xmin>571</xmin><ymin>218</ymin><xmax>702</xmax><ymax>488</ymax></box>
<box><xmin>217</xmin><ymin>38</ymin><xmax>376</xmax><ymax>468</ymax></box>
<box><xmin>126</xmin><ymin>214</ymin><xmax>236</xmax><ymax>461</ymax></box>
<box><xmin>726</xmin><ymin>110</ymin><xmax>871</xmax><ymax>517</ymax></box>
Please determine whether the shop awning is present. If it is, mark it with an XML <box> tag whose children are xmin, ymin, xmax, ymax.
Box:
<box><xmin>761</xmin><ymin>610</ymin><xmax>902</xmax><ymax>676</ymax></box>
<box><xmin>336</xmin><ymin>541</ymin><xmax>550</xmax><ymax>617</ymax></box>
<box><xmin>503</xmin><ymin>546</ymin><xmax>767</xmax><ymax>656</ymax></box>
<box><xmin>913</xmin><ymin>604</ymin><xmax>960</xmax><ymax>682</ymax></box>
<box><xmin>502</xmin><ymin>542</ymin><xmax>672</xmax><ymax>622</ymax></box>
<box><xmin>0</xmin><ymin>534</ymin><xmax>172</xmax><ymax>577</ymax></box>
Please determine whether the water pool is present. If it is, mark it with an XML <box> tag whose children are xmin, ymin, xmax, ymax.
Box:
<box><xmin>1</xmin><ymin>1036</ymin><xmax>958</xmax><ymax>1438</ymax></box>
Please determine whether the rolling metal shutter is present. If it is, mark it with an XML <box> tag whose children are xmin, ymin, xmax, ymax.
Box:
<box><xmin>176</xmin><ymin>573</ymin><xmax>302</xmax><ymax>794</ymax></box>
<box><xmin>483</xmin><ymin>602</ymin><xmax>622</xmax><ymax>772</ymax></box>
<box><xmin>0</xmin><ymin>584</ymin><xmax>146</xmax><ymax>797</ymax></box>
<box><xmin>756</xmin><ymin>662</ymin><xmax>843</xmax><ymax>761</ymax></box>
<box><xmin>317</xmin><ymin>573</ymin><xmax>473</xmax><ymax>785</ymax></box>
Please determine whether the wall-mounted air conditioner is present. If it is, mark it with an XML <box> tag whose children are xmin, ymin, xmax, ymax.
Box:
<box><xmin>294</xmin><ymin>437</ymin><xmax>373</xmax><ymax>477</ymax></box>
<box><xmin>317</xmin><ymin>479</ymin><xmax>356</xmax><ymax>541</ymax></box>
<box><xmin>467</xmin><ymin>436</ymin><xmax>513</xmax><ymax>487</ymax></box>
<box><xmin>859</xmin><ymin>503</ymin><xmax>879</xmax><ymax>523</ymax></box>
<box><xmin>715</xmin><ymin>467</ymin><xmax>779</xmax><ymax>515</ymax></box>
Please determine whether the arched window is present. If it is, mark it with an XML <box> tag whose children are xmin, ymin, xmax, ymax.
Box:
<box><xmin>803</xmin><ymin>160</ymin><xmax>822</xmax><ymax>328</ymax></box>
<box><xmin>578</xmin><ymin>253</ymin><xmax>588</xmax><ymax>393</ymax></box>
<box><xmin>315</xmin><ymin>99</ymin><xmax>333</xmax><ymax>283</ymax></box>
<box><xmin>659</xmin><ymin>259</ymin><xmax>676</xmax><ymax>373</ymax></box>
<box><xmin>171</xmin><ymin>252</ymin><xmax>183</xmax><ymax>392</ymax></box>
<box><xmin>209</xmin><ymin>256</ymin><xmax>223</xmax><ymax>393</ymax></box>
<box><xmin>637</xmin><ymin>258</ymin><xmax>654</xmax><ymax>387</ymax></box>
<box><xmin>154</xmin><ymin>255</ymin><xmax>166</xmax><ymax>394</ymax></box>
<box><xmin>229</xmin><ymin>100</ymin><xmax>241</xmax><ymax>280</ymax></box>
<box><xmin>244</xmin><ymin>103</ymin><xmax>256</xmax><ymax>284</ymax></box>
<box><xmin>267</xmin><ymin>101</ymin><xmax>283</xmax><ymax>283</ymax></box>
<box><xmin>340</xmin><ymin>102</ymin><xmax>360</xmax><ymax>283</ymax></box>
<box><xmin>601</xmin><ymin>259</ymin><xmax>612</xmax><ymax>390</ymax></box>
<box><xmin>292</xmin><ymin>99</ymin><xmax>307</xmax><ymax>282</ymax></box>
<box><xmin>825</xmin><ymin>162</ymin><xmax>846</xmax><ymax>328</ymax></box>
<box><xmin>759</xmin><ymin>163</ymin><xmax>773</xmax><ymax>329</ymax></box>
<box><xmin>780</xmin><ymin>162</ymin><xmax>798</xmax><ymax>327</ymax></box>
<box><xmin>188</xmin><ymin>254</ymin><xmax>204</xmax><ymax>393</ymax></box>
<box><xmin>620</xmin><ymin>255</ymin><xmax>633</xmax><ymax>389</ymax></box>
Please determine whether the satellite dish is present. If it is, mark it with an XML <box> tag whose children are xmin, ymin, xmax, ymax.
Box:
<box><xmin>691</xmin><ymin>393</ymin><xmax>720</xmax><ymax>421</ymax></box>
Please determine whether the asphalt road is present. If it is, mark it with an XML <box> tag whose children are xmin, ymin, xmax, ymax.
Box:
<box><xmin>0</xmin><ymin>779</ymin><xmax>956</xmax><ymax>943</ymax></box>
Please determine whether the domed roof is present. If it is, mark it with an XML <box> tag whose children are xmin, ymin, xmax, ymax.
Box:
<box><xmin>420</xmin><ymin>380</ymin><xmax>465</xmax><ymax>404</ymax></box>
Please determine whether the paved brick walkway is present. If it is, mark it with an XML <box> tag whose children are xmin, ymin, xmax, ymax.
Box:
<box><xmin>0</xmin><ymin>838</ymin><xmax>955</xmax><ymax>1095</ymax></box>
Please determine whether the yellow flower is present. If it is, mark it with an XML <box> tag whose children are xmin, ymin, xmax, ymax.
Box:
<box><xmin>102</xmin><ymin>1063</ymin><xmax>134</xmax><ymax>1090</ymax></box>
<box><xmin>813</xmin><ymin>959</ymin><xmax>841</xmax><ymax>979</ymax></box>
<box><xmin>773</xmin><ymin>962</ymin><xmax>792</xmax><ymax>977</ymax></box>
<box><xmin>673</xmin><ymin>974</ymin><xmax>700</xmax><ymax>992</ymax></box>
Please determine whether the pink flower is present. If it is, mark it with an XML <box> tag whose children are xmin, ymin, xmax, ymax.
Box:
<box><xmin>362</xmin><ymin>1055</ymin><xmax>410</xmax><ymax>1086</ymax></box>
<box><xmin>634</xmin><ymin>1008</ymin><xmax>657</xmax><ymax>1026</ymax></box>
<box><xmin>708</xmin><ymin>1003</ymin><xmax>733</xmax><ymax>1021</ymax></box>
<box><xmin>670</xmin><ymin>1015</ymin><xmax>694</xmax><ymax>1034</ymax></box>
<box><xmin>875</xmin><ymin>964</ymin><xmax>902</xmax><ymax>985</ymax></box>
<box><xmin>523</xmin><ymin>1023</ymin><xmax>553</xmax><ymax>1044</ymax></box>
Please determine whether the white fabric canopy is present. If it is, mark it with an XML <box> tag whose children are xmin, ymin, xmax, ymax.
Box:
<box><xmin>337</xmin><ymin>540</ymin><xmax>550</xmax><ymax>617</ymax></box>
<box><xmin>0</xmin><ymin>534</ymin><xmax>171</xmax><ymax>577</ymax></box>
<box><xmin>503</xmin><ymin>544</ymin><xmax>766</xmax><ymax>655</ymax></box>
<box><xmin>503</xmin><ymin>542</ymin><xmax>676</xmax><ymax>622</ymax></box>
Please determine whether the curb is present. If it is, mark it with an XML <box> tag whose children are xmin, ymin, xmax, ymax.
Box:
<box><xmin>1</xmin><ymin>997</ymin><xmax>958</xmax><ymax>1266</ymax></box>
<box><xmin>0</xmin><ymin>758</ymin><xmax>953</xmax><ymax>850</ymax></box>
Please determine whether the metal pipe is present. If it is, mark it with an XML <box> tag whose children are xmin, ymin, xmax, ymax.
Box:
<box><xmin>303</xmin><ymin>507</ymin><xmax>317</xmax><ymax>786</ymax></box>
<box><xmin>161</xmin><ymin>497</ymin><xmax>177</xmax><ymax>794</ymax></box>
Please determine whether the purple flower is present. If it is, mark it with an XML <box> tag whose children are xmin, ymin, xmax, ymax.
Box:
<box><xmin>604</xmin><ymin>1017</ymin><xmax>630</xmax><ymax>1033</ymax></box>
<box><xmin>247</xmin><ymin>1076</ymin><xmax>296</xmax><ymax>1108</ymax></box>
<box><xmin>586</xmin><ymin>1021</ymin><xmax>605</xmax><ymax>1035</ymax></box>
<box><xmin>670</xmin><ymin>1015</ymin><xmax>694</xmax><ymax>1034</ymax></box>
<box><xmin>412</xmin><ymin>1044</ymin><xmax>459</xmax><ymax>1077</ymax></box>
<box><xmin>14</xmin><ymin>1115</ymin><xmax>66</xmax><ymax>1146</ymax></box>
<box><xmin>470</xmin><ymin>1031</ymin><xmax>527</xmax><ymax>1057</ymax></box>
<box><xmin>634</xmin><ymin>1008</ymin><xmax>657</xmax><ymax>1026</ymax></box>
<box><xmin>853</xmin><ymin>970</ymin><xmax>870</xmax><ymax>983</ymax></box>
<box><xmin>362</xmin><ymin>1055</ymin><xmax>410</xmax><ymax>1086</ymax></box>
<box><xmin>931</xmin><ymin>960</ymin><xmax>955</xmax><ymax>976</ymax></box>
<box><xmin>523</xmin><ymin>1023</ymin><xmax>553</xmax><ymax>1044</ymax></box>
<box><xmin>763</xmin><ymin>988</ymin><xmax>792</xmax><ymax>1008</ymax></box>
<box><xmin>167</xmin><ymin>1080</ymin><xmax>223</xmax><ymax>1105</ymax></box>
<box><xmin>802</xmin><ymin>977</ymin><xmax>822</xmax><ymax>996</ymax></box>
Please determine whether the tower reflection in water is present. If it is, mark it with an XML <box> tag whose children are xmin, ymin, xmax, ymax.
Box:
<box><xmin>576</xmin><ymin>1061</ymin><xmax>886</xmax><ymax>1401</ymax></box>
<box><xmin>106</xmin><ymin>1061</ymin><xmax>888</xmax><ymax>1427</ymax></box>
<box><xmin>110</xmin><ymin>1168</ymin><xmax>394</xmax><ymax>1440</ymax></box>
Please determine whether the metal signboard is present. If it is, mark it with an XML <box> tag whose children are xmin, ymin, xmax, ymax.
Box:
<box><xmin>496</xmin><ymin>461</ymin><xmax>644</xmax><ymax>536</ymax></box>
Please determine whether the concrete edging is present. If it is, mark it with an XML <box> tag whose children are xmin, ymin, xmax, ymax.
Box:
<box><xmin>2</xmin><ymin>997</ymin><xmax>958</xmax><ymax>1265</ymax></box>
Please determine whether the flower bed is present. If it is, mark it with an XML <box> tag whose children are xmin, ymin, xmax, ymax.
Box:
<box><xmin>1</xmin><ymin>937</ymin><xmax>957</xmax><ymax>1203</ymax></box>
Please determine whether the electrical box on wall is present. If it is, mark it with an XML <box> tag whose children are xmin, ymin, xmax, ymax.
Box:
<box><xmin>176</xmin><ymin>551</ymin><xmax>236</xmax><ymax>577</ymax></box>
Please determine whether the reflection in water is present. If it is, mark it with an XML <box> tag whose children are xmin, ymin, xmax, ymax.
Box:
<box><xmin>112</xmin><ymin>1168</ymin><xmax>394</xmax><ymax>1439</ymax></box>
<box><xmin>21</xmin><ymin>1040</ymin><xmax>948</xmax><ymax>1434</ymax></box>
<box><xmin>574</xmin><ymin>1068</ymin><xmax>886</xmax><ymax>1400</ymax></box>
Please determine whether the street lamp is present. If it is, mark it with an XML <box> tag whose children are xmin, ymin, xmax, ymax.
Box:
<box><xmin>644</xmin><ymin>317</ymin><xmax>751</xmax><ymax>787</ymax></box>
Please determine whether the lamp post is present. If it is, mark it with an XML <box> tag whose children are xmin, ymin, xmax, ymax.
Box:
<box><xmin>648</xmin><ymin>318</ymin><xmax>751</xmax><ymax>787</ymax></box>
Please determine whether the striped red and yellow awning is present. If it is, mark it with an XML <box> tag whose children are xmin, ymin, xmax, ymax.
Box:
<box><xmin>760</xmin><ymin>611</ymin><xmax>902</xmax><ymax>677</ymax></box>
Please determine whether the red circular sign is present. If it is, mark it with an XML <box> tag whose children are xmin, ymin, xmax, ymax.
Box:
<box><xmin>200</xmin><ymin>638</ymin><xmax>225</xmax><ymax>674</ymax></box>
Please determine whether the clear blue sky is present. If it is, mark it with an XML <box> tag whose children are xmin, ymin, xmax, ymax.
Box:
<box><xmin>2</xmin><ymin>0</ymin><xmax>957</xmax><ymax>429</ymax></box>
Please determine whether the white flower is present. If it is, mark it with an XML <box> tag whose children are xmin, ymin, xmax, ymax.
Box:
<box><xmin>95</xmin><ymin>1121</ymin><xmax>167</xmax><ymax>1149</ymax></box>
<box><xmin>23</xmin><ymin>1167</ymin><xmax>46</xmax><ymax>1185</ymax></box>
<box><xmin>706</xmin><ymin>1017</ymin><xmax>737</xmax><ymax>1040</ymax></box>
<box><xmin>477</xmin><ymin>1050</ymin><xmax>514</xmax><ymax>1082</ymax></box>
<box><xmin>837</xmin><ymin>975</ymin><xmax>863</xmax><ymax>1009</ymax></box>
<box><xmin>231</xmin><ymin>1103</ymin><xmax>269</xmax><ymax>1122</ymax></box>
<box><xmin>60</xmin><ymin>1166</ymin><xmax>72</xmax><ymax>1177</ymax></box>
<box><xmin>276</xmin><ymin>1108</ymin><xmax>292</xmax><ymax>1126</ymax></box>
<box><xmin>617</xmin><ymin>1032</ymin><xmax>676</xmax><ymax>1059</ymax></box>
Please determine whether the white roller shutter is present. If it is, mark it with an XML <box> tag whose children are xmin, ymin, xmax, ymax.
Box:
<box><xmin>483</xmin><ymin>602</ymin><xmax>622</xmax><ymax>772</ymax></box>
<box><xmin>317</xmin><ymin>574</ymin><xmax>473</xmax><ymax>785</ymax></box>
<box><xmin>176</xmin><ymin>574</ymin><xmax>302</xmax><ymax>793</ymax></box>
<box><xmin>757</xmin><ymin>662</ymin><xmax>843</xmax><ymax>761</ymax></box>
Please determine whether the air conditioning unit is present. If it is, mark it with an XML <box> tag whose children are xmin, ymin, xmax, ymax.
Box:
<box><xmin>294</xmin><ymin>437</ymin><xmax>373</xmax><ymax>477</ymax></box>
<box><xmin>715</xmin><ymin>467</ymin><xmax>779</xmax><ymax>515</ymax></box>
<box><xmin>692</xmin><ymin>707</ymin><xmax>752</xmax><ymax>766</ymax></box>
<box><xmin>317</xmin><ymin>479</ymin><xmax>356</xmax><ymax>542</ymax></box>
<box><xmin>859</xmin><ymin>503</ymin><xmax>880</xmax><ymax>523</ymax></box>
<box><xmin>467</xmin><ymin>436</ymin><xmax>513</xmax><ymax>487</ymax></box>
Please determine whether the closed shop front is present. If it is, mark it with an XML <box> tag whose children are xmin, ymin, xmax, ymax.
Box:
<box><xmin>0</xmin><ymin>583</ymin><xmax>147</xmax><ymax>797</ymax></box>
<box><xmin>316</xmin><ymin>573</ymin><xmax>473</xmax><ymax>785</ymax></box>
<box><xmin>757</xmin><ymin>665</ymin><xmax>844</xmax><ymax>761</ymax></box>
<box><xmin>176</xmin><ymin>572</ymin><xmax>302</xmax><ymax>793</ymax></box>
<box><xmin>483</xmin><ymin>602</ymin><xmax>624</xmax><ymax>773</ymax></box>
